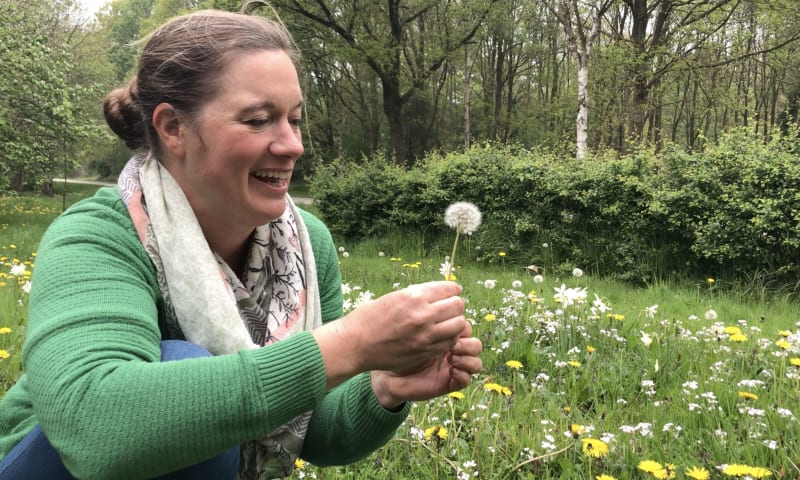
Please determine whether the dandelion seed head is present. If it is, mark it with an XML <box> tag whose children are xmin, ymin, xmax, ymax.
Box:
<box><xmin>444</xmin><ymin>202</ymin><xmax>482</xmax><ymax>235</ymax></box>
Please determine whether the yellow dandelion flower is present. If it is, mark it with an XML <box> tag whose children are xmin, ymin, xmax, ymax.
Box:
<box><xmin>747</xmin><ymin>467</ymin><xmax>772</xmax><ymax>478</ymax></box>
<box><xmin>586</xmin><ymin>345</ymin><xmax>596</xmax><ymax>353</ymax></box>
<box><xmin>505</xmin><ymin>360</ymin><xmax>523</xmax><ymax>369</ymax></box>
<box><xmin>562</xmin><ymin>406</ymin><xmax>572</xmax><ymax>414</ymax></box>
<box><xmin>724</xmin><ymin>326</ymin><xmax>742</xmax><ymax>335</ymax></box>
<box><xmin>567</xmin><ymin>360</ymin><xmax>582</xmax><ymax>368</ymax></box>
<box><xmin>294</xmin><ymin>458</ymin><xmax>306</xmax><ymax>469</ymax></box>
<box><xmin>0</xmin><ymin>282</ymin><xmax>6</xmax><ymax>288</ymax></box>
<box><xmin>779</xmin><ymin>330</ymin><xmax>792</xmax><ymax>337</ymax></box>
<box><xmin>776</xmin><ymin>339</ymin><xmax>791</xmax><ymax>350</ymax></box>
<box><xmin>707</xmin><ymin>278</ymin><xmax>715</xmax><ymax>284</ymax></box>
<box><xmin>444</xmin><ymin>273</ymin><xmax>457</xmax><ymax>281</ymax></box>
<box><xmin>790</xmin><ymin>357</ymin><xmax>800</xmax><ymax>367</ymax></box>
<box><xmin>499</xmin><ymin>251</ymin><xmax>506</xmax><ymax>257</ymax></box>
<box><xmin>9</xmin><ymin>244</ymin><xmax>15</xmax><ymax>249</ymax></box>
<box><xmin>596</xmin><ymin>475</ymin><xmax>616</xmax><ymax>480</ymax></box>
<box><xmin>527</xmin><ymin>292</ymin><xmax>542</xmax><ymax>303</ymax></box>
<box><xmin>638</xmin><ymin>460</ymin><xmax>663</xmax><ymax>473</ymax></box>
<box><xmin>685</xmin><ymin>466</ymin><xmax>711</xmax><ymax>480</ymax></box>
<box><xmin>570</xmin><ymin>423</ymin><xmax>586</xmax><ymax>436</ymax></box>
<box><xmin>483</xmin><ymin>382</ymin><xmax>512</xmax><ymax>396</ymax></box>
<box><xmin>580</xmin><ymin>438</ymin><xmax>608</xmax><ymax>458</ymax></box>
<box><xmin>738</xmin><ymin>391</ymin><xmax>758</xmax><ymax>400</ymax></box>
<box><xmin>722</xmin><ymin>464</ymin><xmax>752</xmax><ymax>477</ymax></box>
<box><xmin>0</xmin><ymin>350</ymin><xmax>10</xmax><ymax>359</ymax></box>
<box><xmin>484</xmin><ymin>313</ymin><xmax>496</xmax><ymax>322</ymax></box>
<box><xmin>448</xmin><ymin>391</ymin><xmax>465</xmax><ymax>400</ymax></box>
<box><xmin>0</xmin><ymin>327</ymin><xmax>11</xmax><ymax>335</ymax></box>
<box><xmin>424</xmin><ymin>425</ymin><xmax>448</xmax><ymax>440</ymax></box>
<box><xmin>729</xmin><ymin>333</ymin><xmax>748</xmax><ymax>343</ymax></box>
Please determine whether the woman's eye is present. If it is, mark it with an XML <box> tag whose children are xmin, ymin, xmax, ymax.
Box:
<box><xmin>245</xmin><ymin>117</ymin><xmax>270</xmax><ymax>127</ymax></box>
<box><xmin>290</xmin><ymin>117</ymin><xmax>304</xmax><ymax>128</ymax></box>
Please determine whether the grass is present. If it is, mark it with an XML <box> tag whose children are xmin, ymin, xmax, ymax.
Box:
<box><xmin>2</xmin><ymin>187</ymin><xmax>799</xmax><ymax>479</ymax></box>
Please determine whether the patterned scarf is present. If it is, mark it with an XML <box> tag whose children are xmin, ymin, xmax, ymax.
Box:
<box><xmin>117</xmin><ymin>152</ymin><xmax>322</xmax><ymax>479</ymax></box>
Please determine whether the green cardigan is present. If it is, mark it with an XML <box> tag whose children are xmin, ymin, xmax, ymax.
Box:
<box><xmin>0</xmin><ymin>187</ymin><xmax>409</xmax><ymax>479</ymax></box>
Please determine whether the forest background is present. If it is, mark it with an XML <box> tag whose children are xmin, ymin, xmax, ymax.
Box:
<box><xmin>2</xmin><ymin>0</ymin><xmax>800</xmax><ymax>291</ymax></box>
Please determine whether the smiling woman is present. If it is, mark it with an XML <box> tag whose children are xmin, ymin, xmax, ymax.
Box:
<box><xmin>0</xmin><ymin>7</ymin><xmax>482</xmax><ymax>480</ymax></box>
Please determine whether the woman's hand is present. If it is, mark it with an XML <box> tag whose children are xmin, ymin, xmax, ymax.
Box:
<box><xmin>370</xmin><ymin>322</ymin><xmax>483</xmax><ymax>410</ymax></box>
<box><xmin>313</xmin><ymin>281</ymin><xmax>468</xmax><ymax>389</ymax></box>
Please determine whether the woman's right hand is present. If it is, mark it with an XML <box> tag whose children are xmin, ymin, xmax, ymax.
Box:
<box><xmin>313</xmin><ymin>281</ymin><xmax>467</xmax><ymax>388</ymax></box>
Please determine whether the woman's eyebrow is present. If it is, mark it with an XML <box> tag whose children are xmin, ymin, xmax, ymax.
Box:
<box><xmin>241</xmin><ymin>99</ymin><xmax>305</xmax><ymax>114</ymax></box>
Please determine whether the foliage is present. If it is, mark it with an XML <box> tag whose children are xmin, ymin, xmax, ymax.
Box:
<box><xmin>311</xmin><ymin>131</ymin><xmax>800</xmax><ymax>291</ymax></box>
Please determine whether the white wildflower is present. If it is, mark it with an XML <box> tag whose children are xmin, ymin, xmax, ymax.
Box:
<box><xmin>644</xmin><ymin>304</ymin><xmax>658</xmax><ymax>319</ymax></box>
<box><xmin>572</xmin><ymin>268</ymin><xmax>583</xmax><ymax>278</ymax></box>
<box><xmin>533</xmin><ymin>274</ymin><xmax>544</xmax><ymax>284</ymax></box>
<box><xmin>704</xmin><ymin>309</ymin><xmax>718</xmax><ymax>321</ymax></box>
<box><xmin>9</xmin><ymin>263</ymin><xmax>26</xmax><ymax>277</ymax></box>
<box><xmin>444</xmin><ymin>202</ymin><xmax>482</xmax><ymax>235</ymax></box>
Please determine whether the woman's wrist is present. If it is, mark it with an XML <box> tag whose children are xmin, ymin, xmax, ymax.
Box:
<box><xmin>370</xmin><ymin>371</ymin><xmax>405</xmax><ymax>411</ymax></box>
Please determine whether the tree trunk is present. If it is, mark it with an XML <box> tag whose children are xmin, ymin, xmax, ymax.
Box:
<box><xmin>576</xmin><ymin>57</ymin><xmax>589</xmax><ymax>160</ymax></box>
<box><xmin>464</xmin><ymin>47</ymin><xmax>472</xmax><ymax>151</ymax></box>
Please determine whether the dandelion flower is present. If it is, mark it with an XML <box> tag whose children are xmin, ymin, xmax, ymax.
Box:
<box><xmin>512</xmin><ymin>280</ymin><xmax>522</xmax><ymax>289</ymax></box>
<box><xmin>707</xmin><ymin>277</ymin><xmax>715</xmax><ymax>284</ymax></box>
<box><xmin>724</xmin><ymin>326</ymin><xmax>742</xmax><ymax>335</ymax></box>
<box><xmin>0</xmin><ymin>327</ymin><xmax>11</xmax><ymax>335</ymax></box>
<box><xmin>424</xmin><ymin>425</ymin><xmax>449</xmax><ymax>441</ymax></box>
<box><xmin>776</xmin><ymin>339</ymin><xmax>790</xmax><ymax>350</ymax></box>
<box><xmin>533</xmin><ymin>274</ymin><xmax>544</xmax><ymax>284</ymax></box>
<box><xmin>444</xmin><ymin>202</ymin><xmax>482</xmax><ymax>234</ymax></box>
<box><xmin>570</xmin><ymin>423</ymin><xmax>586</xmax><ymax>436</ymax></box>
<box><xmin>685</xmin><ymin>466</ymin><xmax>710</xmax><ymax>480</ymax></box>
<box><xmin>483</xmin><ymin>382</ymin><xmax>512</xmax><ymax>396</ymax></box>
<box><xmin>747</xmin><ymin>467</ymin><xmax>772</xmax><ymax>478</ymax></box>
<box><xmin>448</xmin><ymin>391</ymin><xmax>465</xmax><ymax>400</ymax></box>
<box><xmin>790</xmin><ymin>357</ymin><xmax>800</xmax><ymax>367</ymax></box>
<box><xmin>443</xmin><ymin>201</ymin><xmax>481</xmax><ymax>282</ymax></box>
<box><xmin>779</xmin><ymin>330</ymin><xmax>791</xmax><ymax>337</ymax></box>
<box><xmin>505</xmin><ymin>360</ymin><xmax>523</xmax><ymax>369</ymax></box>
<box><xmin>638</xmin><ymin>460</ymin><xmax>663</xmax><ymax>474</ymax></box>
<box><xmin>729</xmin><ymin>333</ymin><xmax>748</xmax><ymax>343</ymax></box>
<box><xmin>294</xmin><ymin>458</ymin><xmax>306</xmax><ymax>469</ymax></box>
<box><xmin>596</xmin><ymin>476</ymin><xmax>616</xmax><ymax>480</ymax></box>
<box><xmin>572</xmin><ymin>268</ymin><xmax>584</xmax><ymax>278</ymax></box>
<box><xmin>738</xmin><ymin>391</ymin><xmax>758</xmax><ymax>400</ymax></box>
<box><xmin>0</xmin><ymin>350</ymin><xmax>10</xmax><ymax>360</ymax></box>
<box><xmin>586</xmin><ymin>345</ymin><xmax>596</xmax><ymax>353</ymax></box>
<box><xmin>580</xmin><ymin>438</ymin><xmax>608</xmax><ymax>458</ymax></box>
<box><xmin>484</xmin><ymin>313</ymin><xmax>496</xmax><ymax>322</ymax></box>
<box><xmin>499</xmin><ymin>251</ymin><xmax>506</xmax><ymax>257</ymax></box>
<box><xmin>483</xmin><ymin>279</ymin><xmax>497</xmax><ymax>289</ymax></box>
<box><xmin>567</xmin><ymin>360</ymin><xmax>581</xmax><ymax>368</ymax></box>
<box><xmin>722</xmin><ymin>464</ymin><xmax>753</xmax><ymax>477</ymax></box>
<box><xmin>704</xmin><ymin>309</ymin><xmax>718</xmax><ymax>320</ymax></box>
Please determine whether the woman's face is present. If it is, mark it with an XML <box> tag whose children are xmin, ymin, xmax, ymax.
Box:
<box><xmin>171</xmin><ymin>49</ymin><xmax>304</xmax><ymax>233</ymax></box>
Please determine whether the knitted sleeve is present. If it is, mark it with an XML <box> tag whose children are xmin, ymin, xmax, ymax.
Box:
<box><xmin>22</xmin><ymin>190</ymin><xmax>329</xmax><ymax>480</ymax></box>
<box><xmin>297</xmin><ymin>209</ymin><xmax>411</xmax><ymax>465</ymax></box>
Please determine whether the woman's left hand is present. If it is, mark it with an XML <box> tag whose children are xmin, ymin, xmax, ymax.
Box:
<box><xmin>370</xmin><ymin>322</ymin><xmax>483</xmax><ymax>410</ymax></box>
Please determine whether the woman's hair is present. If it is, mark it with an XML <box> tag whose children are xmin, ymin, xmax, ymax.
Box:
<box><xmin>103</xmin><ymin>9</ymin><xmax>297</xmax><ymax>151</ymax></box>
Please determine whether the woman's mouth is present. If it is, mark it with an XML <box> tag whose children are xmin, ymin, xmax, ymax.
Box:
<box><xmin>252</xmin><ymin>169</ymin><xmax>290</xmax><ymax>187</ymax></box>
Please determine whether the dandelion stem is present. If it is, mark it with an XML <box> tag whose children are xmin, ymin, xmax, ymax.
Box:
<box><xmin>446</xmin><ymin>228</ymin><xmax>461</xmax><ymax>281</ymax></box>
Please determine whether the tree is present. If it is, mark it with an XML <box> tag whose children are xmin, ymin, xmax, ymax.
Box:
<box><xmin>272</xmin><ymin>0</ymin><xmax>499</xmax><ymax>165</ymax></box>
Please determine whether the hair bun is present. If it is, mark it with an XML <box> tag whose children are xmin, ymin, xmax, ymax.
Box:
<box><xmin>103</xmin><ymin>80</ymin><xmax>146</xmax><ymax>150</ymax></box>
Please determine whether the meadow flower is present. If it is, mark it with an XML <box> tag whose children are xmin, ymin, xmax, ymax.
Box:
<box><xmin>572</xmin><ymin>267</ymin><xmax>584</xmax><ymax>278</ymax></box>
<box><xmin>738</xmin><ymin>391</ymin><xmax>758</xmax><ymax>400</ymax></box>
<box><xmin>443</xmin><ymin>201</ymin><xmax>482</xmax><ymax>281</ymax></box>
<box><xmin>685</xmin><ymin>466</ymin><xmax>710</xmax><ymax>480</ymax></box>
<box><xmin>9</xmin><ymin>262</ymin><xmax>26</xmax><ymax>277</ymax></box>
<box><xmin>641</xmin><ymin>331</ymin><xmax>653</xmax><ymax>347</ymax></box>
<box><xmin>638</xmin><ymin>460</ymin><xmax>663</xmax><ymax>473</ymax></box>
<box><xmin>654</xmin><ymin>464</ymin><xmax>677</xmax><ymax>479</ymax></box>
<box><xmin>779</xmin><ymin>330</ymin><xmax>791</xmax><ymax>337</ymax></box>
<box><xmin>721</xmin><ymin>464</ymin><xmax>755</xmax><ymax>477</ymax></box>
<box><xmin>729</xmin><ymin>333</ymin><xmax>748</xmax><ymax>342</ymax></box>
<box><xmin>0</xmin><ymin>350</ymin><xmax>10</xmax><ymax>359</ymax></box>
<box><xmin>483</xmin><ymin>279</ymin><xmax>497</xmax><ymax>289</ymax></box>
<box><xmin>22</xmin><ymin>281</ymin><xmax>31</xmax><ymax>294</ymax></box>
<box><xmin>533</xmin><ymin>274</ymin><xmax>544</xmax><ymax>284</ymax></box>
<box><xmin>483</xmin><ymin>382</ymin><xmax>512</xmax><ymax>396</ymax></box>
<box><xmin>499</xmin><ymin>251</ymin><xmax>506</xmax><ymax>257</ymax></box>
<box><xmin>746</xmin><ymin>466</ymin><xmax>772</xmax><ymax>478</ymax></box>
<box><xmin>448</xmin><ymin>391</ymin><xmax>465</xmax><ymax>400</ymax></box>
<box><xmin>790</xmin><ymin>357</ymin><xmax>800</xmax><ymax>367</ymax></box>
<box><xmin>580</xmin><ymin>438</ymin><xmax>608</xmax><ymax>458</ymax></box>
<box><xmin>424</xmin><ymin>425</ymin><xmax>449</xmax><ymax>441</ymax></box>
<box><xmin>511</xmin><ymin>280</ymin><xmax>522</xmax><ymax>289</ymax></box>
<box><xmin>0</xmin><ymin>327</ymin><xmax>11</xmax><ymax>335</ymax></box>
<box><xmin>592</xmin><ymin>294</ymin><xmax>611</xmax><ymax>314</ymax></box>
<box><xmin>294</xmin><ymin>458</ymin><xmax>306</xmax><ymax>469</ymax></box>
<box><xmin>707</xmin><ymin>277</ymin><xmax>715</xmax><ymax>284</ymax></box>
<box><xmin>504</xmin><ymin>360</ymin><xmax>523</xmax><ymax>369</ymax></box>
<box><xmin>586</xmin><ymin>345</ymin><xmax>596</xmax><ymax>353</ymax></box>
<box><xmin>644</xmin><ymin>304</ymin><xmax>658</xmax><ymax>318</ymax></box>
<box><xmin>776</xmin><ymin>339</ymin><xmax>790</xmax><ymax>350</ymax></box>
<box><xmin>484</xmin><ymin>313</ymin><xmax>496</xmax><ymax>322</ymax></box>
<box><xmin>567</xmin><ymin>360</ymin><xmax>581</xmax><ymax>368</ymax></box>
<box><xmin>570</xmin><ymin>423</ymin><xmax>587</xmax><ymax>436</ymax></box>
<box><xmin>704</xmin><ymin>309</ymin><xmax>718</xmax><ymax>320</ymax></box>
<box><xmin>724</xmin><ymin>326</ymin><xmax>742</xmax><ymax>335</ymax></box>
<box><xmin>596</xmin><ymin>475</ymin><xmax>616</xmax><ymax>480</ymax></box>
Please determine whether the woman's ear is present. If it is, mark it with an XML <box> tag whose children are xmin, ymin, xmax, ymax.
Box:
<box><xmin>152</xmin><ymin>103</ymin><xmax>186</xmax><ymax>159</ymax></box>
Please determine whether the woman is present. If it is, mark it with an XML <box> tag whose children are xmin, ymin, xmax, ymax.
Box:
<box><xmin>0</xmin><ymin>9</ymin><xmax>482</xmax><ymax>480</ymax></box>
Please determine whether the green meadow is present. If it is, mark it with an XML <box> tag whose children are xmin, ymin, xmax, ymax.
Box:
<box><xmin>1</xmin><ymin>184</ymin><xmax>798</xmax><ymax>479</ymax></box>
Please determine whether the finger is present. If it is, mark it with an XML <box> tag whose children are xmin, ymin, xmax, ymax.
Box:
<box><xmin>450</xmin><ymin>337</ymin><xmax>482</xmax><ymax>356</ymax></box>
<box><xmin>428</xmin><ymin>295</ymin><xmax>465</xmax><ymax>322</ymax></box>
<box><xmin>459</xmin><ymin>320</ymin><xmax>474</xmax><ymax>338</ymax></box>
<box><xmin>429</xmin><ymin>317</ymin><xmax>467</xmax><ymax>343</ymax></box>
<box><xmin>406</xmin><ymin>281</ymin><xmax>462</xmax><ymax>302</ymax></box>
<box><xmin>450</xmin><ymin>354</ymin><xmax>482</xmax><ymax>375</ymax></box>
<box><xmin>448</xmin><ymin>368</ymin><xmax>473</xmax><ymax>391</ymax></box>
